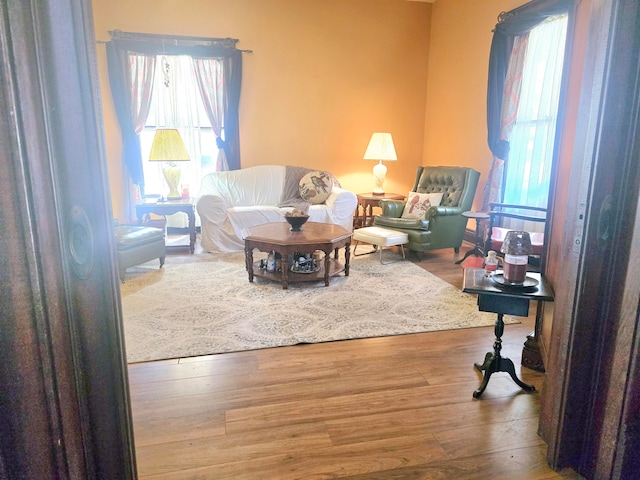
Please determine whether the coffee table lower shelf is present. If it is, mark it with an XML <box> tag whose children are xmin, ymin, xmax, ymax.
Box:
<box><xmin>251</xmin><ymin>259</ymin><xmax>345</xmax><ymax>287</ymax></box>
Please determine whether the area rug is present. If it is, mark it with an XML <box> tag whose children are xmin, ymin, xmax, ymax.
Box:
<box><xmin>120</xmin><ymin>251</ymin><xmax>512</xmax><ymax>363</ymax></box>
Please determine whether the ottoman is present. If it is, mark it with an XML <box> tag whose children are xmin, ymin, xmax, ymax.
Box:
<box><xmin>115</xmin><ymin>225</ymin><xmax>166</xmax><ymax>282</ymax></box>
<box><xmin>352</xmin><ymin>226</ymin><xmax>409</xmax><ymax>264</ymax></box>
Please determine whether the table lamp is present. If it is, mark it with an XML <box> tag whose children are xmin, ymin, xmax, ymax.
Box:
<box><xmin>149</xmin><ymin>128</ymin><xmax>190</xmax><ymax>200</ymax></box>
<box><xmin>363</xmin><ymin>132</ymin><xmax>397</xmax><ymax>195</ymax></box>
<box><xmin>500</xmin><ymin>230</ymin><xmax>532</xmax><ymax>284</ymax></box>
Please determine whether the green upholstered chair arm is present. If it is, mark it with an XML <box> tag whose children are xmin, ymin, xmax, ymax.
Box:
<box><xmin>373</xmin><ymin>214</ymin><xmax>430</xmax><ymax>231</ymax></box>
<box><xmin>426</xmin><ymin>205</ymin><xmax>463</xmax><ymax>218</ymax></box>
<box><xmin>378</xmin><ymin>199</ymin><xmax>405</xmax><ymax>218</ymax></box>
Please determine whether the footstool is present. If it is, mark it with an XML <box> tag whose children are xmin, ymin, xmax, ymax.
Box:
<box><xmin>352</xmin><ymin>226</ymin><xmax>409</xmax><ymax>264</ymax></box>
<box><xmin>115</xmin><ymin>225</ymin><xmax>166</xmax><ymax>282</ymax></box>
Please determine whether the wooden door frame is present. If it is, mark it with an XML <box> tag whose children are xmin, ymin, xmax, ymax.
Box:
<box><xmin>540</xmin><ymin>0</ymin><xmax>640</xmax><ymax>476</ymax></box>
<box><xmin>0</xmin><ymin>0</ymin><xmax>136</xmax><ymax>477</ymax></box>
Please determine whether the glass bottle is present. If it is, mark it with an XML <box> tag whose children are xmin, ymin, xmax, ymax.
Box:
<box><xmin>484</xmin><ymin>250</ymin><xmax>499</xmax><ymax>277</ymax></box>
<box><xmin>266</xmin><ymin>251</ymin><xmax>276</xmax><ymax>273</ymax></box>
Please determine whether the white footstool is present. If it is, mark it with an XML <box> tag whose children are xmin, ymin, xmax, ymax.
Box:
<box><xmin>352</xmin><ymin>226</ymin><xmax>409</xmax><ymax>264</ymax></box>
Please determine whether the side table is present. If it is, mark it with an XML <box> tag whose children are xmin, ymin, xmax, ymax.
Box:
<box><xmin>462</xmin><ymin>268</ymin><xmax>554</xmax><ymax>398</ymax></box>
<box><xmin>354</xmin><ymin>192</ymin><xmax>405</xmax><ymax>228</ymax></box>
<box><xmin>456</xmin><ymin>211</ymin><xmax>489</xmax><ymax>264</ymax></box>
<box><xmin>135</xmin><ymin>198</ymin><xmax>196</xmax><ymax>254</ymax></box>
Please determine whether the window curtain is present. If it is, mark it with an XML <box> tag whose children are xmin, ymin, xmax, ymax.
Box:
<box><xmin>482</xmin><ymin>0</ymin><xmax>572</xmax><ymax>211</ymax></box>
<box><xmin>483</xmin><ymin>35</ymin><xmax>528</xmax><ymax>208</ymax></box>
<box><xmin>192</xmin><ymin>57</ymin><xmax>228</xmax><ymax>171</ymax></box>
<box><xmin>106</xmin><ymin>34</ymin><xmax>244</xmax><ymax>206</ymax></box>
<box><xmin>145</xmin><ymin>55</ymin><xmax>210</xmax><ymax>202</ymax></box>
<box><xmin>192</xmin><ymin>51</ymin><xmax>243</xmax><ymax>171</ymax></box>
<box><xmin>502</xmin><ymin>16</ymin><xmax>567</xmax><ymax>213</ymax></box>
<box><xmin>106</xmin><ymin>43</ymin><xmax>156</xmax><ymax>187</ymax></box>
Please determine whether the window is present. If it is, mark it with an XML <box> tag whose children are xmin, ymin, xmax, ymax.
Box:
<box><xmin>502</xmin><ymin>15</ymin><xmax>568</xmax><ymax>209</ymax></box>
<box><xmin>140</xmin><ymin>55</ymin><xmax>219</xmax><ymax>198</ymax></box>
<box><xmin>105</xmin><ymin>31</ymin><xmax>243</xmax><ymax>222</ymax></box>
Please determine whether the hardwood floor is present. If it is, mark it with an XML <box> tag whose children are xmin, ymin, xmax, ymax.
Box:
<box><xmin>128</xmin><ymin>240</ymin><xmax>581</xmax><ymax>479</ymax></box>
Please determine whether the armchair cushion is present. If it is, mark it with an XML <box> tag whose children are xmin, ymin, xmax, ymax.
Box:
<box><xmin>401</xmin><ymin>192</ymin><xmax>444</xmax><ymax>219</ymax></box>
<box><xmin>374</xmin><ymin>214</ymin><xmax>430</xmax><ymax>231</ymax></box>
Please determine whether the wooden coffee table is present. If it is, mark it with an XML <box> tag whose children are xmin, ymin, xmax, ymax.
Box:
<box><xmin>244</xmin><ymin>222</ymin><xmax>352</xmax><ymax>289</ymax></box>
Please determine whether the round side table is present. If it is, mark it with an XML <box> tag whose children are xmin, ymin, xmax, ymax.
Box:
<box><xmin>455</xmin><ymin>211</ymin><xmax>490</xmax><ymax>264</ymax></box>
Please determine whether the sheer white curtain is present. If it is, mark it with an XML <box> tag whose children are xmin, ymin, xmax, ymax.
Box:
<box><xmin>502</xmin><ymin>14</ymin><xmax>567</xmax><ymax>231</ymax></box>
<box><xmin>140</xmin><ymin>55</ymin><xmax>217</xmax><ymax>227</ymax></box>
<box><xmin>193</xmin><ymin>57</ymin><xmax>228</xmax><ymax>171</ymax></box>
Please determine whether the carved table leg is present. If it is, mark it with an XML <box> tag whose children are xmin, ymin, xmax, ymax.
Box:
<box><xmin>473</xmin><ymin>313</ymin><xmax>536</xmax><ymax>398</ymax></box>
<box><xmin>245</xmin><ymin>247</ymin><xmax>254</xmax><ymax>283</ymax></box>
<box><xmin>344</xmin><ymin>243</ymin><xmax>350</xmax><ymax>276</ymax></box>
<box><xmin>324</xmin><ymin>251</ymin><xmax>331</xmax><ymax>286</ymax></box>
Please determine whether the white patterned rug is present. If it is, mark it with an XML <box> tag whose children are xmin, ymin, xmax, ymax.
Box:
<box><xmin>120</xmin><ymin>251</ymin><xmax>511</xmax><ymax>363</ymax></box>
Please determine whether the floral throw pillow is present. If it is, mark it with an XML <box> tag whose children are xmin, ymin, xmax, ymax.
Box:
<box><xmin>401</xmin><ymin>192</ymin><xmax>444</xmax><ymax>219</ymax></box>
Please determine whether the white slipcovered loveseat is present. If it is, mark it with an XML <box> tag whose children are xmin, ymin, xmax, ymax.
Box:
<box><xmin>195</xmin><ymin>165</ymin><xmax>357</xmax><ymax>252</ymax></box>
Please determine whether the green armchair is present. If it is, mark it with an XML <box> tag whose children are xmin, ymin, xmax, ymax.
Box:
<box><xmin>373</xmin><ymin>166</ymin><xmax>480</xmax><ymax>254</ymax></box>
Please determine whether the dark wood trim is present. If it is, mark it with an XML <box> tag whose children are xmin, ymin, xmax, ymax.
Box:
<box><xmin>0</xmin><ymin>0</ymin><xmax>136</xmax><ymax>478</ymax></box>
<box><xmin>541</xmin><ymin>0</ymin><xmax>640</xmax><ymax>477</ymax></box>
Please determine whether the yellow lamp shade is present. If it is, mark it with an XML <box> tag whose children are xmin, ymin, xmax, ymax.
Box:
<box><xmin>149</xmin><ymin>129</ymin><xmax>190</xmax><ymax>200</ymax></box>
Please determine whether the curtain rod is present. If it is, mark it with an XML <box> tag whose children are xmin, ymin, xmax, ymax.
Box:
<box><xmin>100</xmin><ymin>30</ymin><xmax>253</xmax><ymax>53</ymax></box>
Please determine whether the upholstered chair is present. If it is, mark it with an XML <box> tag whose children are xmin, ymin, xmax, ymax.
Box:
<box><xmin>373</xmin><ymin>166</ymin><xmax>480</xmax><ymax>254</ymax></box>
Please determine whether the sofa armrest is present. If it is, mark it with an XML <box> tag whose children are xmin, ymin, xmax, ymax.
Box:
<box><xmin>324</xmin><ymin>187</ymin><xmax>358</xmax><ymax>221</ymax></box>
<box><xmin>195</xmin><ymin>194</ymin><xmax>228</xmax><ymax>226</ymax></box>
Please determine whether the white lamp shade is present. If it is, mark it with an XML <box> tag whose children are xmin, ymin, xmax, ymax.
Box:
<box><xmin>363</xmin><ymin>133</ymin><xmax>397</xmax><ymax>161</ymax></box>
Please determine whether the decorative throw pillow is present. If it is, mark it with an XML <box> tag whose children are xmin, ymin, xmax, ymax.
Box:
<box><xmin>278</xmin><ymin>166</ymin><xmax>314</xmax><ymax>208</ymax></box>
<box><xmin>299</xmin><ymin>171</ymin><xmax>333</xmax><ymax>204</ymax></box>
<box><xmin>401</xmin><ymin>192</ymin><xmax>444</xmax><ymax>219</ymax></box>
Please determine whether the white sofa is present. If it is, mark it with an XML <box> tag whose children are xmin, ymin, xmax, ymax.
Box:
<box><xmin>195</xmin><ymin>165</ymin><xmax>357</xmax><ymax>252</ymax></box>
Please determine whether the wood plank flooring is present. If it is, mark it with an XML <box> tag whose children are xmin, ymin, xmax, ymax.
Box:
<box><xmin>128</xmin><ymin>241</ymin><xmax>581</xmax><ymax>479</ymax></box>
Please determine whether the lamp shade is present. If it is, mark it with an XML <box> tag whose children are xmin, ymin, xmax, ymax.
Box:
<box><xmin>149</xmin><ymin>128</ymin><xmax>190</xmax><ymax>162</ymax></box>
<box><xmin>149</xmin><ymin>128</ymin><xmax>190</xmax><ymax>200</ymax></box>
<box><xmin>500</xmin><ymin>231</ymin><xmax>532</xmax><ymax>255</ymax></box>
<box><xmin>363</xmin><ymin>133</ymin><xmax>397</xmax><ymax>162</ymax></box>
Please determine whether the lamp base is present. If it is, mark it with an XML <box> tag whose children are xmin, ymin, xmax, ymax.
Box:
<box><xmin>372</xmin><ymin>161</ymin><xmax>387</xmax><ymax>196</ymax></box>
<box><xmin>163</xmin><ymin>162</ymin><xmax>182</xmax><ymax>201</ymax></box>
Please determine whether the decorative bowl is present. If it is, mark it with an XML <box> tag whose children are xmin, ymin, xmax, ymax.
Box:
<box><xmin>284</xmin><ymin>214</ymin><xmax>310</xmax><ymax>232</ymax></box>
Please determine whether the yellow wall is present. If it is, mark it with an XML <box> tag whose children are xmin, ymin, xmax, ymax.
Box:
<box><xmin>92</xmin><ymin>0</ymin><xmax>432</xmax><ymax>221</ymax></box>
<box><xmin>422</xmin><ymin>0</ymin><xmax>526</xmax><ymax>210</ymax></box>
<box><xmin>94</xmin><ymin>0</ymin><xmax>586</xmax><ymax>226</ymax></box>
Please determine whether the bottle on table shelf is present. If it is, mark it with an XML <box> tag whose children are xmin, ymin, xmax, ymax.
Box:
<box><xmin>266</xmin><ymin>251</ymin><xmax>276</xmax><ymax>273</ymax></box>
<box><xmin>484</xmin><ymin>250</ymin><xmax>499</xmax><ymax>277</ymax></box>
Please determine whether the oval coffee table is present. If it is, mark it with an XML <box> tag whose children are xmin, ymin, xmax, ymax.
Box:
<box><xmin>244</xmin><ymin>222</ymin><xmax>352</xmax><ymax>289</ymax></box>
